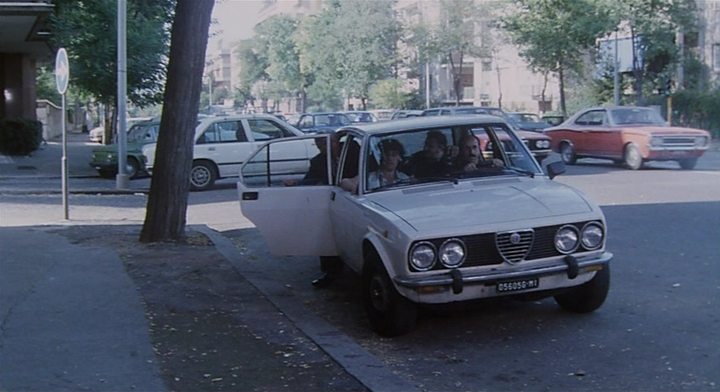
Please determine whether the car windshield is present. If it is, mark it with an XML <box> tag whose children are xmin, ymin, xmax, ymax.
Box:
<box><xmin>364</xmin><ymin>123</ymin><xmax>542</xmax><ymax>193</ymax></box>
<box><xmin>610</xmin><ymin>107</ymin><xmax>666</xmax><ymax>125</ymax></box>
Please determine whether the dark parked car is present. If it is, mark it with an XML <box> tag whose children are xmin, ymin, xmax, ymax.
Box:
<box><xmin>295</xmin><ymin>112</ymin><xmax>352</xmax><ymax>133</ymax></box>
<box><xmin>342</xmin><ymin>111</ymin><xmax>378</xmax><ymax>123</ymax></box>
<box><xmin>391</xmin><ymin>109</ymin><xmax>423</xmax><ymax>120</ymax></box>
<box><xmin>89</xmin><ymin>120</ymin><xmax>159</xmax><ymax>178</ymax></box>
<box><xmin>507</xmin><ymin>112</ymin><xmax>551</xmax><ymax>133</ymax></box>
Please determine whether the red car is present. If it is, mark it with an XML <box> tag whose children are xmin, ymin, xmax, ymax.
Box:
<box><xmin>545</xmin><ymin>106</ymin><xmax>711</xmax><ymax>170</ymax></box>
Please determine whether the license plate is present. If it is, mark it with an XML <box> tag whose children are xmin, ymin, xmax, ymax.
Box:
<box><xmin>496</xmin><ymin>278</ymin><xmax>539</xmax><ymax>293</ymax></box>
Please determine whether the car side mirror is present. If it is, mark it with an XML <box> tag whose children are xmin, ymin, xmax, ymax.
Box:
<box><xmin>546</xmin><ymin>161</ymin><xmax>566</xmax><ymax>179</ymax></box>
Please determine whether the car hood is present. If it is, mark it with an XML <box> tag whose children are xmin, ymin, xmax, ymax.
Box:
<box><xmin>367</xmin><ymin>178</ymin><xmax>596</xmax><ymax>233</ymax></box>
<box><xmin>92</xmin><ymin>142</ymin><xmax>147</xmax><ymax>153</ymax></box>
<box><xmin>516</xmin><ymin>122</ymin><xmax>549</xmax><ymax>131</ymax></box>
<box><xmin>620</xmin><ymin>125</ymin><xmax>710</xmax><ymax>136</ymax></box>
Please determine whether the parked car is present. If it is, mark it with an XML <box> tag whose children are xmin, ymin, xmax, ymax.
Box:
<box><xmin>391</xmin><ymin>109</ymin><xmax>423</xmax><ymax>120</ymax></box>
<box><xmin>421</xmin><ymin>106</ymin><xmax>552</xmax><ymax>162</ymax></box>
<box><xmin>295</xmin><ymin>112</ymin><xmax>352</xmax><ymax>133</ymax></box>
<box><xmin>88</xmin><ymin>126</ymin><xmax>105</xmax><ymax>143</ymax></box>
<box><xmin>541</xmin><ymin>114</ymin><xmax>565</xmax><ymax>127</ymax></box>
<box><xmin>238</xmin><ymin>116</ymin><xmax>612</xmax><ymax>336</ymax></box>
<box><xmin>89</xmin><ymin>119</ymin><xmax>159</xmax><ymax>178</ymax></box>
<box><xmin>544</xmin><ymin>106</ymin><xmax>712</xmax><ymax>170</ymax></box>
<box><xmin>369</xmin><ymin>109</ymin><xmax>394</xmax><ymax>121</ymax></box>
<box><xmin>342</xmin><ymin>111</ymin><xmax>378</xmax><ymax>123</ymax></box>
<box><xmin>143</xmin><ymin>114</ymin><xmax>309</xmax><ymax>190</ymax></box>
<box><xmin>506</xmin><ymin>112</ymin><xmax>551</xmax><ymax>132</ymax></box>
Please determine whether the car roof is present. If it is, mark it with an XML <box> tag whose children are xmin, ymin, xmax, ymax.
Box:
<box><xmin>336</xmin><ymin>114</ymin><xmax>507</xmax><ymax>135</ymax></box>
<box><xmin>194</xmin><ymin>113</ymin><xmax>288</xmax><ymax>133</ymax></box>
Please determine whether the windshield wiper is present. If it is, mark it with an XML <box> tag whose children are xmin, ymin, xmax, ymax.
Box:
<box><xmin>504</xmin><ymin>167</ymin><xmax>536</xmax><ymax>178</ymax></box>
<box><xmin>375</xmin><ymin>176</ymin><xmax>459</xmax><ymax>191</ymax></box>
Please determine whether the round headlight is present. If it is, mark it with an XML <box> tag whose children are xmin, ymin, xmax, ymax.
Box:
<box><xmin>538</xmin><ymin>140</ymin><xmax>549</xmax><ymax>149</ymax></box>
<box><xmin>410</xmin><ymin>242</ymin><xmax>436</xmax><ymax>271</ymax></box>
<box><xmin>439</xmin><ymin>239</ymin><xmax>466</xmax><ymax>268</ymax></box>
<box><xmin>555</xmin><ymin>225</ymin><xmax>579</xmax><ymax>254</ymax></box>
<box><xmin>695</xmin><ymin>136</ymin><xmax>708</xmax><ymax>147</ymax></box>
<box><xmin>651</xmin><ymin>136</ymin><xmax>663</xmax><ymax>147</ymax></box>
<box><xmin>581</xmin><ymin>222</ymin><xmax>604</xmax><ymax>250</ymax></box>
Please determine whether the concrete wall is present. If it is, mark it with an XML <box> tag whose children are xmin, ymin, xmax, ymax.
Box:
<box><xmin>36</xmin><ymin>100</ymin><xmax>63</xmax><ymax>141</ymax></box>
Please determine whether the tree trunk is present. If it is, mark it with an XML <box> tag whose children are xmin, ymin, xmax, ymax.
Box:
<box><xmin>140</xmin><ymin>0</ymin><xmax>214</xmax><ymax>243</ymax></box>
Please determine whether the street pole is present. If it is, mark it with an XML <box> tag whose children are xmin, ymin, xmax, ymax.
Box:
<box><xmin>61</xmin><ymin>92</ymin><xmax>68</xmax><ymax>219</ymax></box>
<box><xmin>425</xmin><ymin>62</ymin><xmax>430</xmax><ymax>109</ymax></box>
<box><xmin>613</xmin><ymin>30</ymin><xmax>620</xmax><ymax>106</ymax></box>
<box><xmin>55</xmin><ymin>48</ymin><xmax>69</xmax><ymax>220</ymax></box>
<box><xmin>116</xmin><ymin>0</ymin><xmax>129</xmax><ymax>189</ymax></box>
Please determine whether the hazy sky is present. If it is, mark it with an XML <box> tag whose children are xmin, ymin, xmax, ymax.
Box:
<box><xmin>209</xmin><ymin>0</ymin><xmax>264</xmax><ymax>50</ymax></box>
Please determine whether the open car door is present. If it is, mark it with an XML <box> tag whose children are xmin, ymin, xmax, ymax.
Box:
<box><xmin>237</xmin><ymin>135</ymin><xmax>338</xmax><ymax>257</ymax></box>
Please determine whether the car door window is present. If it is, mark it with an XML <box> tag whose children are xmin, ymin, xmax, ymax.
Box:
<box><xmin>197</xmin><ymin>121</ymin><xmax>247</xmax><ymax>144</ymax></box>
<box><xmin>247</xmin><ymin>119</ymin><xmax>293</xmax><ymax>141</ymax></box>
<box><xmin>575</xmin><ymin>111</ymin><xmax>605</xmax><ymax>126</ymax></box>
<box><xmin>241</xmin><ymin>136</ymin><xmax>317</xmax><ymax>187</ymax></box>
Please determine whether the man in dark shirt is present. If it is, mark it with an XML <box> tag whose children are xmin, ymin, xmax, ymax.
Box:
<box><xmin>406</xmin><ymin>130</ymin><xmax>454</xmax><ymax>178</ymax></box>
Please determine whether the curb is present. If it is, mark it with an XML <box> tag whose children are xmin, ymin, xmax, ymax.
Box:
<box><xmin>196</xmin><ymin>226</ymin><xmax>422</xmax><ymax>392</ymax></box>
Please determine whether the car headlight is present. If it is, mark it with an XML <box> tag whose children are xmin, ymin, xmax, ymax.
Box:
<box><xmin>410</xmin><ymin>242</ymin><xmax>436</xmax><ymax>271</ymax></box>
<box><xmin>554</xmin><ymin>225</ymin><xmax>579</xmax><ymax>254</ymax></box>
<box><xmin>581</xmin><ymin>222</ymin><xmax>604</xmax><ymax>250</ymax></box>
<box><xmin>651</xmin><ymin>136</ymin><xmax>663</xmax><ymax>147</ymax></box>
<box><xmin>540</xmin><ymin>140</ymin><xmax>551</xmax><ymax>148</ymax></box>
<box><xmin>695</xmin><ymin>136</ymin><xmax>708</xmax><ymax>147</ymax></box>
<box><xmin>439</xmin><ymin>239</ymin><xmax>466</xmax><ymax>268</ymax></box>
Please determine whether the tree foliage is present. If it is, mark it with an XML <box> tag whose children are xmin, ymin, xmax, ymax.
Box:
<box><xmin>369</xmin><ymin>79</ymin><xmax>415</xmax><ymax>109</ymax></box>
<box><xmin>49</xmin><ymin>0</ymin><xmax>174</xmax><ymax>108</ymax></box>
<box><xmin>503</xmin><ymin>0</ymin><xmax>613</xmax><ymax>116</ymax></box>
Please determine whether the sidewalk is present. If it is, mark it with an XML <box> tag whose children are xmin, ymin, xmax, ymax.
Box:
<box><xmin>0</xmin><ymin>136</ymin><xmax>416</xmax><ymax>391</ymax></box>
<box><xmin>0</xmin><ymin>131</ymin><xmax>149</xmax><ymax>194</ymax></box>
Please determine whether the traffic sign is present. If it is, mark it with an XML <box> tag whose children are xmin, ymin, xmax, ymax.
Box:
<box><xmin>55</xmin><ymin>48</ymin><xmax>69</xmax><ymax>95</ymax></box>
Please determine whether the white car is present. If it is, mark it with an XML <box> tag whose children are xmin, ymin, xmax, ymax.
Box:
<box><xmin>237</xmin><ymin>116</ymin><xmax>613</xmax><ymax>336</ymax></box>
<box><xmin>143</xmin><ymin>114</ymin><xmax>310</xmax><ymax>190</ymax></box>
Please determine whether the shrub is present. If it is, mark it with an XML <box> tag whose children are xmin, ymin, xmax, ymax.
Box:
<box><xmin>0</xmin><ymin>118</ymin><xmax>43</xmax><ymax>156</ymax></box>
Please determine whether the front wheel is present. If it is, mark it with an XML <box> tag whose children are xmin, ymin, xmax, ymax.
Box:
<box><xmin>190</xmin><ymin>161</ymin><xmax>217</xmax><ymax>191</ymax></box>
<box><xmin>362</xmin><ymin>255</ymin><xmax>417</xmax><ymax>337</ymax></box>
<box><xmin>678</xmin><ymin>157</ymin><xmax>698</xmax><ymax>170</ymax></box>
<box><xmin>559</xmin><ymin>142</ymin><xmax>576</xmax><ymax>165</ymax></box>
<box><xmin>554</xmin><ymin>265</ymin><xmax>610</xmax><ymax>313</ymax></box>
<box><xmin>623</xmin><ymin>144</ymin><xmax>643</xmax><ymax>170</ymax></box>
<box><xmin>126</xmin><ymin>157</ymin><xmax>140</xmax><ymax>179</ymax></box>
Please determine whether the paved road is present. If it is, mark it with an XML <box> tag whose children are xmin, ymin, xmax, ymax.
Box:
<box><xmin>2</xmin><ymin>137</ymin><xmax>719</xmax><ymax>390</ymax></box>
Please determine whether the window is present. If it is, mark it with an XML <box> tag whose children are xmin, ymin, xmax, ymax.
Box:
<box><xmin>248</xmin><ymin>119</ymin><xmax>292</xmax><ymax>141</ymax></box>
<box><xmin>197</xmin><ymin>121</ymin><xmax>246</xmax><ymax>144</ymax></box>
<box><xmin>298</xmin><ymin>116</ymin><xmax>314</xmax><ymax>129</ymax></box>
<box><xmin>575</xmin><ymin>111</ymin><xmax>605</xmax><ymax>126</ymax></box>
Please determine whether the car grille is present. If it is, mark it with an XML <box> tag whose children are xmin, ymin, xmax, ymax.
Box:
<box><xmin>660</xmin><ymin>137</ymin><xmax>695</xmax><ymax>148</ymax></box>
<box><xmin>496</xmin><ymin>230</ymin><xmax>534</xmax><ymax>263</ymax></box>
<box><xmin>410</xmin><ymin>222</ymin><xmax>593</xmax><ymax>271</ymax></box>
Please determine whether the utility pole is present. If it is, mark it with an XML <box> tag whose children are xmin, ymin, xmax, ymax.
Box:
<box><xmin>613</xmin><ymin>29</ymin><xmax>620</xmax><ymax>105</ymax></box>
<box><xmin>116</xmin><ymin>0</ymin><xmax>129</xmax><ymax>189</ymax></box>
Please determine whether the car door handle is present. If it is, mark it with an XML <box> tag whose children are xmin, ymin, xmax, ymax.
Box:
<box><xmin>208</xmin><ymin>147</ymin><xmax>216</xmax><ymax>151</ymax></box>
<box><xmin>330</xmin><ymin>191</ymin><xmax>336</xmax><ymax>201</ymax></box>
<box><xmin>242</xmin><ymin>192</ymin><xmax>258</xmax><ymax>200</ymax></box>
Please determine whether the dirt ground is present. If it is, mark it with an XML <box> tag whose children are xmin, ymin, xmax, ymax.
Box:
<box><xmin>57</xmin><ymin>225</ymin><xmax>366</xmax><ymax>392</ymax></box>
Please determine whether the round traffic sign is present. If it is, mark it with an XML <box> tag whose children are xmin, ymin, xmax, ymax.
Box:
<box><xmin>55</xmin><ymin>48</ymin><xmax>69</xmax><ymax>95</ymax></box>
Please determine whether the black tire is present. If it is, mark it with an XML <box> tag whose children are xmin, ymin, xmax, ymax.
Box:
<box><xmin>554</xmin><ymin>265</ymin><xmax>610</xmax><ymax>313</ymax></box>
<box><xmin>623</xmin><ymin>143</ymin><xmax>643</xmax><ymax>170</ymax></box>
<box><xmin>559</xmin><ymin>142</ymin><xmax>576</xmax><ymax>165</ymax></box>
<box><xmin>126</xmin><ymin>157</ymin><xmax>140</xmax><ymax>179</ymax></box>
<box><xmin>678</xmin><ymin>157</ymin><xmax>698</xmax><ymax>170</ymax></box>
<box><xmin>362</xmin><ymin>254</ymin><xmax>417</xmax><ymax>337</ymax></box>
<box><xmin>190</xmin><ymin>161</ymin><xmax>217</xmax><ymax>191</ymax></box>
<box><xmin>98</xmin><ymin>169</ymin><xmax>115</xmax><ymax>179</ymax></box>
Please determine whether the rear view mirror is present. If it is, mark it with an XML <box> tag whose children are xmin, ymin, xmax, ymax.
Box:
<box><xmin>546</xmin><ymin>161</ymin><xmax>566</xmax><ymax>179</ymax></box>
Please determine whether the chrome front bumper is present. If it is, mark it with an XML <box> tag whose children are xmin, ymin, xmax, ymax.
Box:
<box><xmin>394</xmin><ymin>252</ymin><xmax>613</xmax><ymax>291</ymax></box>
